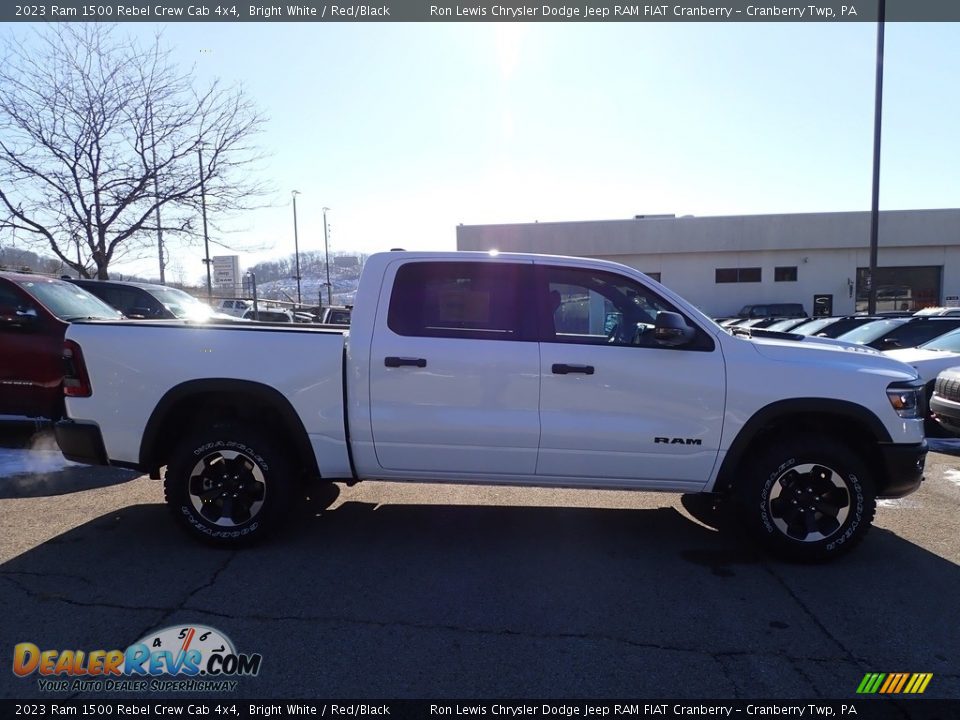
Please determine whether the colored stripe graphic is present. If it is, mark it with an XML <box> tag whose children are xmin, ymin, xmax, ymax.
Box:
<box><xmin>856</xmin><ymin>673</ymin><xmax>885</xmax><ymax>694</ymax></box>
<box><xmin>857</xmin><ymin>673</ymin><xmax>932</xmax><ymax>694</ymax></box>
<box><xmin>913</xmin><ymin>673</ymin><xmax>933</xmax><ymax>694</ymax></box>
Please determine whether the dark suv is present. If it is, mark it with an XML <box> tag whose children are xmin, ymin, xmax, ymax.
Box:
<box><xmin>0</xmin><ymin>272</ymin><xmax>122</xmax><ymax>420</ymax></box>
<box><xmin>68</xmin><ymin>279</ymin><xmax>219</xmax><ymax>321</ymax></box>
<box><xmin>737</xmin><ymin>303</ymin><xmax>806</xmax><ymax>319</ymax></box>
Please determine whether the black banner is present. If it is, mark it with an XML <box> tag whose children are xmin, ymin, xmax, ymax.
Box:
<box><xmin>1</xmin><ymin>700</ymin><xmax>958</xmax><ymax>720</ymax></box>
<box><xmin>4</xmin><ymin>1</ymin><xmax>960</xmax><ymax>24</ymax></box>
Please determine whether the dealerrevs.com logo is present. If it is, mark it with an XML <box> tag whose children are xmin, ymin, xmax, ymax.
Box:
<box><xmin>13</xmin><ymin>624</ymin><xmax>262</xmax><ymax>693</ymax></box>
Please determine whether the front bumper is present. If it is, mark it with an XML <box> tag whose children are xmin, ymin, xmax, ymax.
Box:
<box><xmin>930</xmin><ymin>394</ymin><xmax>960</xmax><ymax>436</ymax></box>
<box><xmin>55</xmin><ymin>420</ymin><xmax>108</xmax><ymax>466</ymax></box>
<box><xmin>875</xmin><ymin>440</ymin><xmax>927</xmax><ymax>498</ymax></box>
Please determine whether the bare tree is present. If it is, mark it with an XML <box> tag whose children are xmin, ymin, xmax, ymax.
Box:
<box><xmin>0</xmin><ymin>26</ymin><xmax>267</xmax><ymax>279</ymax></box>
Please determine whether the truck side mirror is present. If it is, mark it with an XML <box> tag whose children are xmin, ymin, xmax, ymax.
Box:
<box><xmin>653</xmin><ymin>311</ymin><xmax>695</xmax><ymax>347</ymax></box>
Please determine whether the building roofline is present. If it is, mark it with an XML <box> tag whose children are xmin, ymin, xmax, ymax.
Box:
<box><xmin>457</xmin><ymin>207</ymin><xmax>960</xmax><ymax>230</ymax></box>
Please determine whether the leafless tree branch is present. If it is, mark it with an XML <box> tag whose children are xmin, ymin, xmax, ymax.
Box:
<box><xmin>0</xmin><ymin>25</ymin><xmax>269</xmax><ymax>279</ymax></box>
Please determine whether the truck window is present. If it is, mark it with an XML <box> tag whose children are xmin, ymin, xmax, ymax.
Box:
<box><xmin>0</xmin><ymin>283</ymin><xmax>26</xmax><ymax>310</ymax></box>
<box><xmin>388</xmin><ymin>262</ymin><xmax>526</xmax><ymax>341</ymax></box>
<box><xmin>536</xmin><ymin>265</ymin><xmax>711</xmax><ymax>350</ymax></box>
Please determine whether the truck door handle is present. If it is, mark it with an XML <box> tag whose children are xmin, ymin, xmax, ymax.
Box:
<box><xmin>385</xmin><ymin>356</ymin><xmax>427</xmax><ymax>368</ymax></box>
<box><xmin>552</xmin><ymin>363</ymin><xmax>594</xmax><ymax>375</ymax></box>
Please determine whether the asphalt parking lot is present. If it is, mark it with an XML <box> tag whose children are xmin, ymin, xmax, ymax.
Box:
<box><xmin>1</xmin><ymin>425</ymin><xmax>959</xmax><ymax>703</ymax></box>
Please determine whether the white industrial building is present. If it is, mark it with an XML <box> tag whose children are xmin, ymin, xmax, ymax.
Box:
<box><xmin>455</xmin><ymin>208</ymin><xmax>960</xmax><ymax>318</ymax></box>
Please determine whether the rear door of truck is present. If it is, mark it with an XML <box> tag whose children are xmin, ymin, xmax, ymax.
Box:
<box><xmin>367</xmin><ymin>258</ymin><xmax>541</xmax><ymax>475</ymax></box>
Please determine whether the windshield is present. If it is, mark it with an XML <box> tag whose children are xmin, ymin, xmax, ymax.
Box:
<box><xmin>920</xmin><ymin>328</ymin><xmax>960</xmax><ymax>352</ymax></box>
<box><xmin>836</xmin><ymin>319</ymin><xmax>906</xmax><ymax>344</ymax></box>
<box><xmin>17</xmin><ymin>279</ymin><xmax>123</xmax><ymax>321</ymax></box>
<box><xmin>765</xmin><ymin>318</ymin><xmax>802</xmax><ymax>332</ymax></box>
<box><xmin>150</xmin><ymin>286</ymin><xmax>215</xmax><ymax>321</ymax></box>
<box><xmin>790</xmin><ymin>318</ymin><xmax>836</xmax><ymax>336</ymax></box>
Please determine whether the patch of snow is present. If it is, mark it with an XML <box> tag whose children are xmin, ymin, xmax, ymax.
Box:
<box><xmin>943</xmin><ymin>469</ymin><xmax>960</xmax><ymax>489</ymax></box>
<box><xmin>877</xmin><ymin>498</ymin><xmax>923</xmax><ymax>509</ymax></box>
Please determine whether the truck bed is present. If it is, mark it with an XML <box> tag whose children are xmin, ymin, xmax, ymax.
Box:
<box><xmin>66</xmin><ymin>320</ymin><xmax>351</xmax><ymax>474</ymax></box>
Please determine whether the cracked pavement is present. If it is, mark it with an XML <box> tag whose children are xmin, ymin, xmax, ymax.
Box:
<box><xmin>1</xmin><ymin>438</ymin><xmax>959</xmax><ymax>701</ymax></box>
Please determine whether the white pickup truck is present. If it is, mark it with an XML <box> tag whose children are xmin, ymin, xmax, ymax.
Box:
<box><xmin>55</xmin><ymin>251</ymin><xmax>927</xmax><ymax>561</ymax></box>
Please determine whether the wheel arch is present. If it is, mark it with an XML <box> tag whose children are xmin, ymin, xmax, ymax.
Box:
<box><xmin>139</xmin><ymin>378</ymin><xmax>321</xmax><ymax>480</ymax></box>
<box><xmin>714</xmin><ymin>399</ymin><xmax>891</xmax><ymax>495</ymax></box>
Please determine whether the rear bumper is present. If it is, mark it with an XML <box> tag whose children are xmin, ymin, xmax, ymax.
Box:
<box><xmin>54</xmin><ymin>420</ymin><xmax>108</xmax><ymax>466</ymax></box>
<box><xmin>876</xmin><ymin>440</ymin><xmax>927</xmax><ymax>498</ymax></box>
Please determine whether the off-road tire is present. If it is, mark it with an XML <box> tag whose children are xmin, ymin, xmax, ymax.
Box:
<box><xmin>164</xmin><ymin>424</ymin><xmax>295</xmax><ymax>547</ymax></box>
<box><xmin>735</xmin><ymin>435</ymin><xmax>876</xmax><ymax>562</ymax></box>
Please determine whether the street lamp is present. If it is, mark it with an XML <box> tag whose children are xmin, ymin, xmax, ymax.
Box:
<box><xmin>322</xmin><ymin>207</ymin><xmax>332</xmax><ymax>307</ymax></box>
<box><xmin>866</xmin><ymin>0</ymin><xmax>886</xmax><ymax>315</ymax></box>
<box><xmin>291</xmin><ymin>190</ymin><xmax>302</xmax><ymax>307</ymax></box>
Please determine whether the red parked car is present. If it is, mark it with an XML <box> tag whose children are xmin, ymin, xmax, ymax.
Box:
<box><xmin>0</xmin><ymin>272</ymin><xmax>123</xmax><ymax>421</ymax></box>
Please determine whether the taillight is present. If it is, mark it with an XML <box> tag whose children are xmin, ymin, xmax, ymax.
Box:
<box><xmin>62</xmin><ymin>340</ymin><xmax>92</xmax><ymax>397</ymax></box>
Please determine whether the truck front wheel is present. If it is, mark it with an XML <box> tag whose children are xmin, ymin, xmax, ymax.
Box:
<box><xmin>736</xmin><ymin>436</ymin><xmax>876</xmax><ymax>562</ymax></box>
<box><xmin>163</xmin><ymin>425</ymin><xmax>294</xmax><ymax>546</ymax></box>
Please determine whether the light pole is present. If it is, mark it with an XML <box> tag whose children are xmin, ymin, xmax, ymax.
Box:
<box><xmin>866</xmin><ymin>0</ymin><xmax>885</xmax><ymax>315</ymax></box>
<box><xmin>198</xmin><ymin>143</ymin><xmax>212</xmax><ymax>301</ymax></box>
<box><xmin>291</xmin><ymin>190</ymin><xmax>302</xmax><ymax>307</ymax></box>
<box><xmin>246</xmin><ymin>271</ymin><xmax>259</xmax><ymax>320</ymax></box>
<box><xmin>148</xmin><ymin>100</ymin><xmax>165</xmax><ymax>284</ymax></box>
<box><xmin>322</xmin><ymin>206</ymin><xmax>332</xmax><ymax>307</ymax></box>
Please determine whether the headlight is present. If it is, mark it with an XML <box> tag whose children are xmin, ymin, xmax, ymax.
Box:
<box><xmin>886</xmin><ymin>383</ymin><xmax>923</xmax><ymax>419</ymax></box>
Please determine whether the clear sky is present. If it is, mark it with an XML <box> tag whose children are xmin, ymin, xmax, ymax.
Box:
<box><xmin>9</xmin><ymin>20</ymin><xmax>960</xmax><ymax>281</ymax></box>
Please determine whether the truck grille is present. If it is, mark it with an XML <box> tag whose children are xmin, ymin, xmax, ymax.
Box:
<box><xmin>934</xmin><ymin>374</ymin><xmax>960</xmax><ymax>402</ymax></box>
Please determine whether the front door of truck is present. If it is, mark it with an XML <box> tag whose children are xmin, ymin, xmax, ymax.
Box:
<box><xmin>533</xmin><ymin>263</ymin><xmax>726</xmax><ymax>485</ymax></box>
<box><xmin>369</xmin><ymin>259</ymin><xmax>540</xmax><ymax>475</ymax></box>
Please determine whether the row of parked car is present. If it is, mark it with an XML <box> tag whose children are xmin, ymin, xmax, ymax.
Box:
<box><xmin>716</xmin><ymin>308</ymin><xmax>960</xmax><ymax>436</ymax></box>
<box><xmin>0</xmin><ymin>270</ymin><xmax>351</xmax><ymax>421</ymax></box>
<box><xmin>7</xmin><ymin>266</ymin><xmax>960</xmax><ymax>439</ymax></box>
<box><xmin>216</xmin><ymin>298</ymin><xmax>352</xmax><ymax>325</ymax></box>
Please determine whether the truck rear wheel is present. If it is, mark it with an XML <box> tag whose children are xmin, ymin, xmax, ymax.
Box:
<box><xmin>735</xmin><ymin>435</ymin><xmax>876</xmax><ymax>562</ymax></box>
<box><xmin>163</xmin><ymin>425</ymin><xmax>294</xmax><ymax>546</ymax></box>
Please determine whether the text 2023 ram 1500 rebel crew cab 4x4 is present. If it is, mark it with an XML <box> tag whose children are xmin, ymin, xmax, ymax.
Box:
<box><xmin>54</xmin><ymin>252</ymin><xmax>927</xmax><ymax>561</ymax></box>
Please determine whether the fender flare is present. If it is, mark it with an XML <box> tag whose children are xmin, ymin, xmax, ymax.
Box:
<box><xmin>715</xmin><ymin>398</ymin><xmax>891</xmax><ymax>490</ymax></box>
<box><xmin>139</xmin><ymin>378</ymin><xmax>320</xmax><ymax>478</ymax></box>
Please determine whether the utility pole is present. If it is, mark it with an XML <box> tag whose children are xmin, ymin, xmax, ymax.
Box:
<box><xmin>292</xmin><ymin>190</ymin><xmax>302</xmax><ymax>307</ymax></box>
<box><xmin>323</xmin><ymin>206</ymin><xmax>332</xmax><ymax>307</ymax></box>
<box><xmin>149</xmin><ymin>101</ymin><xmax>165</xmax><ymax>284</ymax></box>
<box><xmin>867</xmin><ymin>0</ymin><xmax>885</xmax><ymax>315</ymax></box>
<box><xmin>247</xmin><ymin>271</ymin><xmax>259</xmax><ymax>320</ymax></box>
<box><xmin>198</xmin><ymin>144</ymin><xmax>212</xmax><ymax>301</ymax></box>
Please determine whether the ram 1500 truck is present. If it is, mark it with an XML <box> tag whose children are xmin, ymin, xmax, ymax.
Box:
<box><xmin>55</xmin><ymin>252</ymin><xmax>927</xmax><ymax>561</ymax></box>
